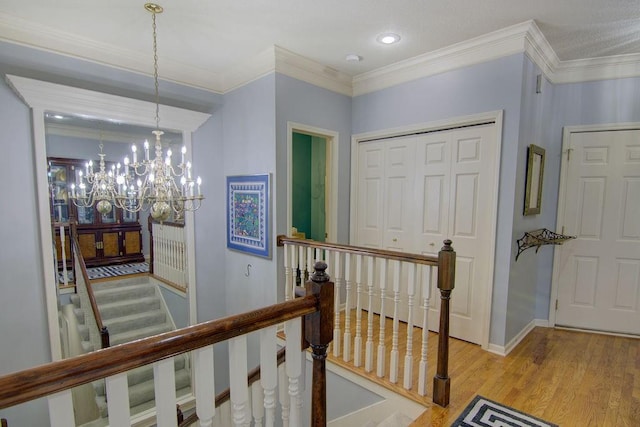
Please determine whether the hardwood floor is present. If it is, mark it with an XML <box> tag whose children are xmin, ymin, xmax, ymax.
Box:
<box><xmin>327</xmin><ymin>311</ymin><xmax>639</xmax><ymax>426</ymax></box>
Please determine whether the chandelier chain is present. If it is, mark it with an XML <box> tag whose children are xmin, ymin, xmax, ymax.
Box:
<box><xmin>152</xmin><ymin>11</ymin><xmax>160</xmax><ymax>131</ymax></box>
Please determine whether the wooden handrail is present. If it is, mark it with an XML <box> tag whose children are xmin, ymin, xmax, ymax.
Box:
<box><xmin>0</xmin><ymin>294</ymin><xmax>319</xmax><ymax>409</ymax></box>
<box><xmin>70</xmin><ymin>223</ymin><xmax>109</xmax><ymax>348</ymax></box>
<box><xmin>277</xmin><ymin>235</ymin><xmax>439</xmax><ymax>266</ymax></box>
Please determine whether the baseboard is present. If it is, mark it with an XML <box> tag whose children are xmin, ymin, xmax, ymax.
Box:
<box><xmin>487</xmin><ymin>319</ymin><xmax>549</xmax><ymax>356</ymax></box>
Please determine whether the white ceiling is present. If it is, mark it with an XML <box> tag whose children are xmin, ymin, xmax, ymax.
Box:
<box><xmin>1</xmin><ymin>0</ymin><xmax>640</xmax><ymax>92</ymax></box>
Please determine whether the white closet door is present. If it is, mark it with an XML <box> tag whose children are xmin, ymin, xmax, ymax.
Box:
<box><xmin>555</xmin><ymin>129</ymin><xmax>640</xmax><ymax>334</ymax></box>
<box><xmin>354</xmin><ymin>123</ymin><xmax>498</xmax><ymax>345</ymax></box>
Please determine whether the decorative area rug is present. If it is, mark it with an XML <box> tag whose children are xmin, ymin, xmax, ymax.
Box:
<box><xmin>87</xmin><ymin>262</ymin><xmax>149</xmax><ymax>280</ymax></box>
<box><xmin>451</xmin><ymin>395</ymin><xmax>558</xmax><ymax>427</ymax></box>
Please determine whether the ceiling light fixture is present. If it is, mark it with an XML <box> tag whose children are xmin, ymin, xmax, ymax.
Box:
<box><xmin>376</xmin><ymin>33</ymin><xmax>401</xmax><ymax>45</ymax></box>
<box><xmin>345</xmin><ymin>54</ymin><xmax>362</xmax><ymax>62</ymax></box>
<box><xmin>70</xmin><ymin>3</ymin><xmax>203</xmax><ymax>222</ymax></box>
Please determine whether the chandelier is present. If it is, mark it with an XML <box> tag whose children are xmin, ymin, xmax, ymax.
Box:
<box><xmin>69</xmin><ymin>143</ymin><xmax>120</xmax><ymax>216</ymax></box>
<box><xmin>70</xmin><ymin>2</ymin><xmax>203</xmax><ymax>222</ymax></box>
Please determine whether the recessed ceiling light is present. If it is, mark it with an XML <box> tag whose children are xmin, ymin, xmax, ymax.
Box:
<box><xmin>377</xmin><ymin>33</ymin><xmax>401</xmax><ymax>45</ymax></box>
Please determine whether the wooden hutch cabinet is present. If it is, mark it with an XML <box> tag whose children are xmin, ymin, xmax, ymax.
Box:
<box><xmin>48</xmin><ymin>157</ymin><xmax>145</xmax><ymax>268</ymax></box>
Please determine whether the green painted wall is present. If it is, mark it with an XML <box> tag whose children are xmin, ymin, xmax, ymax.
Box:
<box><xmin>292</xmin><ymin>132</ymin><xmax>326</xmax><ymax>241</ymax></box>
<box><xmin>292</xmin><ymin>132</ymin><xmax>312</xmax><ymax>237</ymax></box>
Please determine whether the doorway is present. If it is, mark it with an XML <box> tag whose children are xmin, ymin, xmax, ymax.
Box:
<box><xmin>552</xmin><ymin>125</ymin><xmax>640</xmax><ymax>335</ymax></box>
<box><xmin>287</xmin><ymin>123</ymin><xmax>338</xmax><ymax>243</ymax></box>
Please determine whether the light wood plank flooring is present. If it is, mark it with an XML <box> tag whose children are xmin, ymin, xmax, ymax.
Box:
<box><xmin>327</xmin><ymin>312</ymin><xmax>639</xmax><ymax>426</ymax></box>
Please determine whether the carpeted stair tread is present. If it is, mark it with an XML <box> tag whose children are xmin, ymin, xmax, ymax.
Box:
<box><xmin>70</xmin><ymin>294</ymin><xmax>81</xmax><ymax>309</ymax></box>
<box><xmin>109</xmin><ymin>323</ymin><xmax>174</xmax><ymax>346</ymax></box>
<box><xmin>81</xmin><ymin>341</ymin><xmax>94</xmax><ymax>353</ymax></box>
<box><xmin>77</xmin><ymin>324</ymin><xmax>90</xmax><ymax>341</ymax></box>
<box><xmin>95</xmin><ymin>369</ymin><xmax>191</xmax><ymax>418</ymax></box>
<box><xmin>97</xmin><ymin>296</ymin><xmax>161</xmax><ymax>320</ymax></box>
<box><xmin>93</xmin><ymin>356</ymin><xmax>187</xmax><ymax>396</ymax></box>
<box><xmin>93</xmin><ymin>283</ymin><xmax>156</xmax><ymax>304</ymax></box>
<box><xmin>74</xmin><ymin>307</ymin><xmax>86</xmax><ymax>325</ymax></box>
<box><xmin>102</xmin><ymin>310</ymin><xmax>167</xmax><ymax>335</ymax></box>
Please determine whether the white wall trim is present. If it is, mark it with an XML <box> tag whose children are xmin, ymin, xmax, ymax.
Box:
<box><xmin>487</xmin><ymin>319</ymin><xmax>548</xmax><ymax>356</ymax></box>
<box><xmin>4</xmin><ymin>12</ymin><xmax>640</xmax><ymax>97</ymax></box>
<box><xmin>549</xmin><ymin>122</ymin><xmax>640</xmax><ymax>329</ymax></box>
<box><xmin>287</xmin><ymin>122</ymin><xmax>340</xmax><ymax>243</ymax></box>
<box><xmin>351</xmin><ymin>110</ymin><xmax>503</xmax><ymax>350</ymax></box>
<box><xmin>7</xmin><ymin>75</ymin><xmax>210</xmax><ymax>360</ymax></box>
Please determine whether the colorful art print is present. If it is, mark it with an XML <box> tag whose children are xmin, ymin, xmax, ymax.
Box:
<box><xmin>226</xmin><ymin>174</ymin><xmax>270</xmax><ymax>258</ymax></box>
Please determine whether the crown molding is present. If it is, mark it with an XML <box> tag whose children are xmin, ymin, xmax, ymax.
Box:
<box><xmin>6</xmin><ymin>74</ymin><xmax>211</xmax><ymax>132</ymax></box>
<box><xmin>0</xmin><ymin>11</ymin><xmax>223</xmax><ymax>93</ymax></box>
<box><xmin>3</xmin><ymin>10</ymin><xmax>640</xmax><ymax>99</ymax></box>
<box><xmin>273</xmin><ymin>46</ymin><xmax>353</xmax><ymax>97</ymax></box>
<box><xmin>352</xmin><ymin>21</ymin><xmax>537</xmax><ymax>96</ymax></box>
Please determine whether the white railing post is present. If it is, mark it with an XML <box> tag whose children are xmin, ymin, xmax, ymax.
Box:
<box><xmin>48</xmin><ymin>390</ymin><xmax>74</xmax><ymax>427</ymax></box>
<box><xmin>194</xmin><ymin>345</ymin><xmax>215</xmax><ymax>427</ymax></box>
<box><xmin>365</xmin><ymin>256</ymin><xmax>375</xmax><ymax>372</ymax></box>
<box><xmin>278</xmin><ymin>363</ymin><xmax>290</xmax><ymax>427</ymax></box>
<box><xmin>343</xmin><ymin>252</ymin><xmax>352</xmax><ymax>362</ymax></box>
<box><xmin>418</xmin><ymin>265</ymin><xmax>432</xmax><ymax>396</ymax></box>
<box><xmin>332</xmin><ymin>250</ymin><xmax>342</xmax><ymax>357</ymax></box>
<box><xmin>154</xmin><ymin>357</ymin><xmax>178</xmax><ymax>427</ymax></box>
<box><xmin>377</xmin><ymin>258</ymin><xmax>387</xmax><ymax>378</ymax></box>
<box><xmin>354</xmin><ymin>254</ymin><xmax>364</xmax><ymax>367</ymax></box>
<box><xmin>389</xmin><ymin>260</ymin><xmax>401</xmax><ymax>383</ymax></box>
<box><xmin>229</xmin><ymin>336</ymin><xmax>249</xmax><ymax>427</ymax></box>
<box><xmin>106</xmin><ymin>373</ymin><xmax>131</xmax><ymax>426</ymax></box>
<box><xmin>260</xmin><ymin>326</ymin><xmax>277</xmax><ymax>427</ymax></box>
<box><xmin>404</xmin><ymin>262</ymin><xmax>417</xmax><ymax>390</ymax></box>
<box><xmin>284</xmin><ymin>243</ymin><xmax>293</xmax><ymax>301</ymax></box>
<box><xmin>251</xmin><ymin>381</ymin><xmax>264</xmax><ymax>427</ymax></box>
<box><xmin>285</xmin><ymin>318</ymin><xmax>303</xmax><ymax>426</ymax></box>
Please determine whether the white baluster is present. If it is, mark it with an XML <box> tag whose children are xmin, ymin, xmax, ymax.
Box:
<box><xmin>365</xmin><ymin>256</ymin><xmax>375</xmax><ymax>372</ymax></box>
<box><xmin>278</xmin><ymin>363</ymin><xmax>290</xmax><ymax>427</ymax></box>
<box><xmin>106</xmin><ymin>373</ymin><xmax>130</xmax><ymax>427</ymax></box>
<box><xmin>389</xmin><ymin>260</ymin><xmax>401</xmax><ymax>383</ymax></box>
<box><xmin>252</xmin><ymin>381</ymin><xmax>264</xmax><ymax>427</ymax></box>
<box><xmin>260</xmin><ymin>326</ymin><xmax>277</xmax><ymax>427</ymax></box>
<box><xmin>194</xmin><ymin>345</ymin><xmax>215</xmax><ymax>427</ymax></box>
<box><xmin>343</xmin><ymin>252</ymin><xmax>352</xmax><ymax>362</ymax></box>
<box><xmin>306</xmin><ymin>246</ymin><xmax>314</xmax><ymax>280</ymax></box>
<box><xmin>284</xmin><ymin>243</ymin><xmax>293</xmax><ymax>301</ymax></box>
<box><xmin>154</xmin><ymin>357</ymin><xmax>178</xmax><ymax>427</ymax></box>
<box><xmin>285</xmin><ymin>318</ymin><xmax>302</xmax><ymax>426</ymax></box>
<box><xmin>47</xmin><ymin>390</ymin><xmax>74</xmax><ymax>427</ymax></box>
<box><xmin>332</xmin><ymin>250</ymin><xmax>342</xmax><ymax>357</ymax></box>
<box><xmin>404</xmin><ymin>262</ymin><xmax>417</xmax><ymax>390</ymax></box>
<box><xmin>354</xmin><ymin>254</ymin><xmax>364</xmax><ymax>367</ymax></box>
<box><xmin>298</xmin><ymin>246</ymin><xmax>306</xmax><ymax>287</ymax></box>
<box><xmin>377</xmin><ymin>258</ymin><xmax>387</xmax><ymax>378</ymax></box>
<box><xmin>229</xmin><ymin>336</ymin><xmax>249</xmax><ymax>426</ymax></box>
<box><xmin>418</xmin><ymin>265</ymin><xmax>432</xmax><ymax>396</ymax></box>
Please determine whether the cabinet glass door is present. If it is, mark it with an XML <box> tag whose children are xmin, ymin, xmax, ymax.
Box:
<box><xmin>77</xmin><ymin>206</ymin><xmax>94</xmax><ymax>224</ymax></box>
<box><xmin>49</xmin><ymin>165</ymin><xmax>69</xmax><ymax>222</ymax></box>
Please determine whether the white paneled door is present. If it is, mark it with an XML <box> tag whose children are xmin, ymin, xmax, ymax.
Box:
<box><xmin>555</xmin><ymin>129</ymin><xmax>640</xmax><ymax>335</ymax></box>
<box><xmin>353</xmin><ymin>122</ymin><xmax>499</xmax><ymax>345</ymax></box>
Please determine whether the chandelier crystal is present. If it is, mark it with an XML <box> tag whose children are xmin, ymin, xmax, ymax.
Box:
<box><xmin>70</xmin><ymin>2</ymin><xmax>203</xmax><ymax>223</ymax></box>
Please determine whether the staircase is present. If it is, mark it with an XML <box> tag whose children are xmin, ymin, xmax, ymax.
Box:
<box><xmin>68</xmin><ymin>276</ymin><xmax>191</xmax><ymax>420</ymax></box>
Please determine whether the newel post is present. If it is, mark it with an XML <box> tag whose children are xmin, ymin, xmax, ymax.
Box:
<box><xmin>304</xmin><ymin>261</ymin><xmax>334</xmax><ymax>427</ymax></box>
<box><xmin>433</xmin><ymin>239</ymin><xmax>455</xmax><ymax>407</ymax></box>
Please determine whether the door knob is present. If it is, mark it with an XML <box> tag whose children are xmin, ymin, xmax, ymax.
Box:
<box><xmin>392</xmin><ymin>238</ymin><xmax>398</xmax><ymax>242</ymax></box>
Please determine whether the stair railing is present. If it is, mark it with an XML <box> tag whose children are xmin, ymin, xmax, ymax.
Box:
<box><xmin>0</xmin><ymin>262</ymin><xmax>334</xmax><ymax>427</ymax></box>
<box><xmin>277</xmin><ymin>235</ymin><xmax>455</xmax><ymax>407</ymax></box>
<box><xmin>70</xmin><ymin>223</ymin><xmax>110</xmax><ymax>349</ymax></box>
<box><xmin>149</xmin><ymin>217</ymin><xmax>188</xmax><ymax>291</ymax></box>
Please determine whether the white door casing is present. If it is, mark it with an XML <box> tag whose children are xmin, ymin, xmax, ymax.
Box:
<box><xmin>552</xmin><ymin>126</ymin><xmax>640</xmax><ymax>335</ymax></box>
<box><xmin>351</xmin><ymin>112</ymin><xmax>502</xmax><ymax>347</ymax></box>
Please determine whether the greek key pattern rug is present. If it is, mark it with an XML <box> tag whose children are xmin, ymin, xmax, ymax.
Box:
<box><xmin>87</xmin><ymin>262</ymin><xmax>149</xmax><ymax>279</ymax></box>
<box><xmin>451</xmin><ymin>395</ymin><xmax>558</xmax><ymax>427</ymax></box>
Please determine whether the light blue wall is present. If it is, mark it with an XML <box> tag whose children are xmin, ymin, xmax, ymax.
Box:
<box><xmin>0</xmin><ymin>63</ymin><xmax>51</xmax><ymax>427</ymax></box>
<box><xmin>222</xmin><ymin>75</ymin><xmax>278</xmax><ymax>313</ymax></box>
<box><xmin>0</xmin><ymin>41</ymin><xmax>222</xmax><ymax>425</ymax></box>
<box><xmin>352</xmin><ymin>54</ymin><xmax>526</xmax><ymax>346</ymax></box>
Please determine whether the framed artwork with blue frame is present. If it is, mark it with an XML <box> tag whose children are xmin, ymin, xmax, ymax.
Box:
<box><xmin>226</xmin><ymin>174</ymin><xmax>271</xmax><ymax>258</ymax></box>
